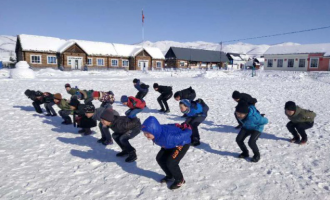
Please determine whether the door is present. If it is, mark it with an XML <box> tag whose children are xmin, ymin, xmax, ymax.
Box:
<box><xmin>138</xmin><ymin>60</ymin><xmax>149</xmax><ymax>71</ymax></box>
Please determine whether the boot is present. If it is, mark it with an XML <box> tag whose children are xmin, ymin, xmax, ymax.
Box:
<box><xmin>125</xmin><ymin>151</ymin><xmax>137</xmax><ymax>162</ymax></box>
<box><xmin>45</xmin><ymin>113</ymin><xmax>52</xmax><ymax>116</ymax></box>
<box><xmin>102</xmin><ymin>139</ymin><xmax>113</xmax><ymax>145</ymax></box>
<box><xmin>160</xmin><ymin>176</ymin><xmax>174</xmax><ymax>183</ymax></box>
<box><xmin>83</xmin><ymin>128</ymin><xmax>92</xmax><ymax>135</ymax></box>
<box><xmin>158</xmin><ymin>109</ymin><xmax>165</xmax><ymax>112</ymax></box>
<box><xmin>251</xmin><ymin>153</ymin><xmax>260</xmax><ymax>162</ymax></box>
<box><xmin>290</xmin><ymin>137</ymin><xmax>300</xmax><ymax>144</ymax></box>
<box><xmin>97</xmin><ymin>138</ymin><xmax>106</xmax><ymax>143</ymax></box>
<box><xmin>191</xmin><ymin>137</ymin><xmax>200</xmax><ymax>146</ymax></box>
<box><xmin>238</xmin><ymin>152</ymin><xmax>249</xmax><ymax>158</ymax></box>
<box><xmin>78</xmin><ymin>129</ymin><xmax>85</xmax><ymax>133</ymax></box>
<box><xmin>116</xmin><ymin>150</ymin><xmax>128</xmax><ymax>157</ymax></box>
<box><xmin>164</xmin><ymin>110</ymin><xmax>170</xmax><ymax>113</ymax></box>
<box><xmin>170</xmin><ymin>179</ymin><xmax>185</xmax><ymax>190</ymax></box>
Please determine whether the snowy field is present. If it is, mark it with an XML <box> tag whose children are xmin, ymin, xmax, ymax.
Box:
<box><xmin>0</xmin><ymin>69</ymin><xmax>330</xmax><ymax>200</ymax></box>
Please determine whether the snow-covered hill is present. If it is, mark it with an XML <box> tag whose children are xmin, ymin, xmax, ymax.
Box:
<box><xmin>138</xmin><ymin>40</ymin><xmax>300</xmax><ymax>57</ymax></box>
<box><xmin>0</xmin><ymin>35</ymin><xmax>16</xmax><ymax>62</ymax></box>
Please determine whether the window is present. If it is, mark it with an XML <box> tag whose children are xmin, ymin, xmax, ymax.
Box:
<box><xmin>287</xmin><ymin>59</ymin><xmax>294</xmax><ymax>68</ymax></box>
<box><xmin>180</xmin><ymin>61</ymin><xmax>185</xmax><ymax>67</ymax></box>
<box><xmin>122</xmin><ymin>60</ymin><xmax>129</xmax><ymax>67</ymax></box>
<box><xmin>299</xmin><ymin>59</ymin><xmax>305</xmax><ymax>68</ymax></box>
<box><xmin>156</xmin><ymin>61</ymin><xmax>162</xmax><ymax>68</ymax></box>
<box><xmin>310</xmin><ymin>58</ymin><xmax>319</xmax><ymax>68</ymax></box>
<box><xmin>47</xmin><ymin>56</ymin><xmax>57</xmax><ymax>64</ymax></box>
<box><xmin>267</xmin><ymin>59</ymin><xmax>273</xmax><ymax>67</ymax></box>
<box><xmin>97</xmin><ymin>58</ymin><xmax>104</xmax><ymax>66</ymax></box>
<box><xmin>87</xmin><ymin>58</ymin><xmax>93</xmax><ymax>66</ymax></box>
<box><xmin>277</xmin><ymin>59</ymin><xmax>283</xmax><ymax>68</ymax></box>
<box><xmin>68</xmin><ymin>59</ymin><xmax>72</xmax><ymax>65</ymax></box>
<box><xmin>31</xmin><ymin>55</ymin><xmax>41</xmax><ymax>64</ymax></box>
<box><xmin>111</xmin><ymin>59</ymin><xmax>118</xmax><ymax>67</ymax></box>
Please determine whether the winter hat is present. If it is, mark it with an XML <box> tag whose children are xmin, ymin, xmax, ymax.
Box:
<box><xmin>232</xmin><ymin>91</ymin><xmax>241</xmax><ymax>99</ymax></box>
<box><xmin>65</xmin><ymin>83</ymin><xmax>71</xmax><ymax>88</ymax></box>
<box><xmin>179</xmin><ymin>99</ymin><xmax>191</xmax><ymax>107</ymax></box>
<box><xmin>285</xmin><ymin>101</ymin><xmax>296</xmax><ymax>111</ymax></box>
<box><xmin>153</xmin><ymin>83</ymin><xmax>159</xmax><ymax>89</ymax></box>
<box><xmin>24</xmin><ymin>89</ymin><xmax>31</xmax><ymax>96</ymax></box>
<box><xmin>235</xmin><ymin>102</ymin><xmax>249</xmax><ymax>114</ymax></box>
<box><xmin>133</xmin><ymin>78</ymin><xmax>139</xmax><ymax>83</ymax></box>
<box><xmin>93</xmin><ymin>91</ymin><xmax>100</xmax><ymax>98</ymax></box>
<box><xmin>120</xmin><ymin>95</ymin><xmax>129</xmax><ymax>103</ymax></box>
<box><xmin>101</xmin><ymin>109</ymin><xmax>115</xmax><ymax>122</ymax></box>
<box><xmin>69</xmin><ymin>98</ymin><xmax>80</xmax><ymax>108</ymax></box>
<box><xmin>84</xmin><ymin>105</ymin><xmax>95</xmax><ymax>113</ymax></box>
<box><xmin>174</xmin><ymin>91</ymin><xmax>182</xmax><ymax>98</ymax></box>
<box><xmin>54</xmin><ymin>93</ymin><xmax>62</xmax><ymax>100</ymax></box>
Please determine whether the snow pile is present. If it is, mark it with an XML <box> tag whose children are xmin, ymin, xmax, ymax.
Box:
<box><xmin>11</xmin><ymin>61</ymin><xmax>35</xmax><ymax>79</ymax></box>
<box><xmin>202</xmin><ymin>70</ymin><xmax>230</xmax><ymax>79</ymax></box>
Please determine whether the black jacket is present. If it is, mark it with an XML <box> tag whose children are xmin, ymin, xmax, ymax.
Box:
<box><xmin>109</xmin><ymin>116</ymin><xmax>141</xmax><ymax>134</ymax></box>
<box><xmin>157</xmin><ymin>85</ymin><xmax>172</xmax><ymax>94</ymax></box>
<box><xmin>238</xmin><ymin>93</ymin><xmax>257</xmax><ymax>105</ymax></box>
<box><xmin>179</xmin><ymin>87</ymin><xmax>195</xmax><ymax>99</ymax></box>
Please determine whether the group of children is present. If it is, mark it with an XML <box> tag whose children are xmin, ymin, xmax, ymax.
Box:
<box><xmin>24</xmin><ymin>79</ymin><xmax>316</xmax><ymax>190</ymax></box>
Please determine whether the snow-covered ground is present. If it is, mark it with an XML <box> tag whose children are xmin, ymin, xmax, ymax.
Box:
<box><xmin>0</xmin><ymin>69</ymin><xmax>329</xmax><ymax>200</ymax></box>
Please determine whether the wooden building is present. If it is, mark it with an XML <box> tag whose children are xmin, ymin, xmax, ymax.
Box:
<box><xmin>15</xmin><ymin>34</ymin><xmax>165</xmax><ymax>70</ymax></box>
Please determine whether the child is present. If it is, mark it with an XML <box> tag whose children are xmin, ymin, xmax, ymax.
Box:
<box><xmin>92</xmin><ymin>91</ymin><xmax>115</xmax><ymax>108</ymax></box>
<box><xmin>179</xmin><ymin>99</ymin><xmax>209</xmax><ymax>146</ymax></box>
<box><xmin>120</xmin><ymin>95</ymin><xmax>146</xmax><ymax>118</ymax></box>
<box><xmin>133</xmin><ymin>78</ymin><xmax>149</xmax><ymax>100</ymax></box>
<box><xmin>173</xmin><ymin>86</ymin><xmax>196</xmax><ymax>101</ymax></box>
<box><xmin>100</xmin><ymin>109</ymin><xmax>141</xmax><ymax>162</ymax></box>
<box><xmin>65</xmin><ymin>83</ymin><xmax>79</xmax><ymax>96</ymax></box>
<box><xmin>85</xmin><ymin>106</ymin><xmax>120</xmax><ymax>145</ymax></box>
<box><xmin>69</xmin><ymin>98</ymin><xmax>96</xmax><ymax>135</ymax></box>
<box><xmin>235</xmin><ymin>102</ymin><xmax>268</xmax><ymax>162</ymax></box>
<box><xmin>153</xmin><ymin>83</ymin><xmax>173</xmax><ymax>113</ymax></box>
<box><xmin>142</xmin><ymin>116</ymin><xmax>191</xmax><ymax>190</ymax></box>
<box><xmin>24</xmin><ymin>89</ymin><xmax>44</xmax><ymax>114</ymax></box>
<box><xmin>74</xmin><ymin>89</ymin><xmax>94</xmax><ymax>105</ymax></box>
<box><xmin>284</xmin><ymin>101</ymin><xmax>316</xmax><ymax>145</ymax></box>
<box><xmin>53</xmin><ymin>93</ymin><xmax>73</xmax><ymax>125</ymax></box>
<box><xmin>232</xmin><ymin>90</ymin><xmax>258</xmax><ymax>129</ymax></box>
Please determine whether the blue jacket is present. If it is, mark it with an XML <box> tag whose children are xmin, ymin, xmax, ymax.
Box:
<box><xmin>142</xmin><ymin>116</ymin><xmax>192</xmax><ymax>149</ymax></box>
<box><xmin>134</xmin><ymin>80</ymin><xmax>149</xmax><ymax>93</ymax></box>
<box><xmin>238</xmin><ymin>106</ymin><xmax>268</xmax><ymax>133</ymax></box>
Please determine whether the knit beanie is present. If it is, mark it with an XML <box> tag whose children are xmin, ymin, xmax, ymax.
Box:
<box><xmin>285</xmin><ymin>101</ymin><xmax>296</xmax><ymax>111</ymax></box>
<box><xmin>24</xmin><ymin>89</ymin><xmax>31</xmax><ymax>96</ymax></box>
<box><xmin>235</xmin><ymin>102</ymin><xmax>249</xmax><ymax>114</ymax></box>
<box><xmin>133</xmin><ymin>78</ymin><xmax>139</xmax><ymax>83</ymax></box>
<box><xmin>69</xmin><ymin>98</ymin><xmax>80</xmax><ymax>108</ymax></box>
<box><xmin>153</xmin><ymin>83</ymin><xmax>159</xmax><ymax>89</ymax></box>
<box><xmin>232</xmin><ymin>91</ymin><xmax>241</xmax><ymax>99</ymax></box>
<box><xmin>101</xmin><ymin>109</ymin><xmax>115</xmax><ymax>122</ymax></box>
<box><xmin>84</xmin><ymin>105</ymin><xmax>95</xmax><ymax>113</ymax></box>
<box><xmin>120</xmin><ymin>95</ymin><xmax>129</xmax><ymax>103</ymax></box>
<box><xmin>54</xmin><ymin>93</ymin><xmax>62</xmax><ymax>100</ymax></box>
<box><xmin>65</xmin><ymin>83</ymin><xmax>71</xmax><ymax>88</ymax></box>
<box><xmin>93</xmin><ymin>91</ymin><xmax>100</xmax><ymax>98</ymax></box>
<box><xmin>174</xmin><ymin>91</ymin><xmax>182</xmax><ymax>98</ymax></box>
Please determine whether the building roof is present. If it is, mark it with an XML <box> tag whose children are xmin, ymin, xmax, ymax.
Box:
<box><xmin>166</xmin><ymin>47</ymin><xmax>229</xmax><ymax>63</ymax></box>
<box><xmin>264</xmin><ymin>43</ymin><xmax>330</xmax><ymax>56</ymax></box>
<box><xmin>227</xmin><ymin>53</ymin><xmax>245</xmax><ymax>61</ymax></box>
<box><xmin>18</xmin><ymin>34</ymin><xmax>165</xmax><ymax>59</ymax></box>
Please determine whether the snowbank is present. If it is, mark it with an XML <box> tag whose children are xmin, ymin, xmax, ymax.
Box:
<box><xmin>11</xmin><ymin>61</ymin><xmax>35</xmax><ymax>79</ymax></box>
<box><xmin>0</xmin><ymin>69</ymin><xmax>10</xmax><ymax>78</ymax></box>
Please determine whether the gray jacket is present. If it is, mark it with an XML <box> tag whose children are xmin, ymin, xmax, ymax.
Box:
<box><xmin>92</xmin><ymin>107</ymin><xmax>119</xmax><ymax>121</ymax></box>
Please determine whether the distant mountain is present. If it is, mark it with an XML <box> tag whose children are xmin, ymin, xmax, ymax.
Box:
<box><xmin>0</xmin><ymin>35</ymin><xmax>16</xmax><ymax>62</ymax></box>
<box><xmin>137</xmin><ymin>40</ymin><xmax>300</xmax><ymax>58</ymax></box>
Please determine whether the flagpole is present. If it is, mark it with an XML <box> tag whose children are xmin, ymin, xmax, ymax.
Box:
<box><xmin>142</xmin><ymin>9</ymin><xmax>144</xmax><ymax>44</ymax></box>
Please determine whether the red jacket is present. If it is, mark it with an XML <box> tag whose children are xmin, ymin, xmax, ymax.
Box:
<box><xmin>127</xmin><ymin>96</ymin><xmax>146</xmax><ymax>109</ymax></box>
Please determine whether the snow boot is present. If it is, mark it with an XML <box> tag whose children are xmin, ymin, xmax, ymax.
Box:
<box><xmin>116</xmin><ymin>150</ymin><xmax>129</xmax><ymax>157</ymax></box>
<box><xmin>170</xmin><ymin>179</ymin><xmax>185</xmax><ymax>190</ymax></box>
<box><xmin>238</xmin><ymin>152</ymin><xmax>249</xmax><ymax>158</ymax></box>
<box><xmin>299</xmin><ymin>140</ymin><xmax>307</xmax><ymax>145</ymax></box>
<box><xmin>251</xmin><ymin>154</ymin><xmax>260</xmax><ymax>162</ymax></box>
<box><xmin>160</xmin><ymin>176</ymin><xmax>175</xmax><ymax>183</ymax></box>
<box><xmin>191</xmin><ymin>140</ymin><xmax>201</xmax><ymax>146</ymax></box>
<box><xmin>290</xmin><ymin>137</ymin><xmax>300</xmax><ymax>144</ymax></box>
<box><xmin>164</xmin><ymin>110</ymin><xmax>170</xmax><ymax>113</ymax></box>
<box><xmin>125</xmin><ymin>151</ymin><xmax>137</xmax><ymax>163</ymax></box>
<box><xmin>78</xmin><ymin>129</ymin><xmax>85</xmax><ymax>134</ymax></box>
<box><xmin>158</xmin><ymin>109</ymin><xmax>165</xmax><ymax>112</ymax></box>
<box><xmin>83</xmin><ymin>128</ymin><xmax>92</xmax><ymax>136</ymax></box>
<box><xmin>97</xmin><ymin>138</ymin><xmax>106</xmax><ymax>143</ymax></box>
<box><xmin>102</xmin><ymin>139</ymin><xmax>113</xmax><ymax>146</ymax></box>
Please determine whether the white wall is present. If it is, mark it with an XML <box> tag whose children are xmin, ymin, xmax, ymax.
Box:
<box><xmin>264</xmin><ymin>54</ymin><xmax>309</xmax><ymax>71</ymax></box>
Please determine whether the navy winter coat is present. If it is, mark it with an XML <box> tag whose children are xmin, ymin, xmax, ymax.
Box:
<box><xmin>134</xmin><ymin>80</ymin><xmax>149</xmax><ymax>93</ymax></box>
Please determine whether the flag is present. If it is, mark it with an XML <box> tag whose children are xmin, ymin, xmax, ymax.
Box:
<box><xmin>142</xmin><ymin>9</ymin><xmax>145</xmax><ymax>23</ymax></box>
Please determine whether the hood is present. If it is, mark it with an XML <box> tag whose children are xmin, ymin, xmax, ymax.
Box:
<box><xmin>180</xmin><ymin>99</ymin><xmax>191</xmax><ymax>107</ymax></box>
<box><xmin>142</xmin><ymin>116</ymin><xmax>162</xmax><ymax>140</ymax></box>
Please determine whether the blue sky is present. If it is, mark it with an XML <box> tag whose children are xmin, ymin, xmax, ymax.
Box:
<box><xmin>1</xmin><ymin>0</ymin><xmax>330</xmax><ymax>45</ymax></box>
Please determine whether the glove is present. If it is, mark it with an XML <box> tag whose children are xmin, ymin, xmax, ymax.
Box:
<box><xmin>75</xmin><ymin>116</ymin><xmax>82</xmax><ymax>124</ymax></box>
<box><xmin>175</xmin><ymin>123</ymin><xmax>191</xmax><ymax>130</ymax></box>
